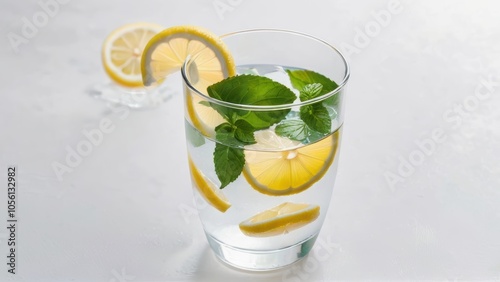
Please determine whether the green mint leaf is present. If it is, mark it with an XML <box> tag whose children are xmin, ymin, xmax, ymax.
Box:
<box><xmin>214</xmin><ymin>121</ymin><xmax>256</xmax><ymax>146</ymax></box>
<box><xmin>207</xmin><ymin>75</ymin><xmax>296</xmax><ymax>129</ymax></box>
<box><xmin>215</xmin><ymin>123</ymin><xmax>243</xmax><ymax>147</ymax></box>
<box><xmin>241</xmin><ymin>110</ymin><xmax>289</xmax><ymax>130</ymax></box>
<box><xmin>300</xmin><ymin>104</ymin><xmax>331</xmax><ymax>134</ymax></box>
<box><xmin>208</xmin><ymin>75</ymin><xmax>296</xmax><ymax>106</ymax></box>
<box><xmin>234</xmin><ymin>119</ymin><xmax>256</xmax><ymax>144</ymax></box>
<box><xmin>212</xmin><ymin>121</ymin><xmax>253</xmax><ymax>187</ymax></box>
<box><xmin>214</xmin><ymin>143</ymin><xmax>245</xmax><ymax>189</ymax></box>
<box><xmin>198</xmin><ymin>101</ymin><xmax>211</xmax><ymax>107</ymax></box>
<box><xmin>299</xmin><ymin>83</ymin><xmax>323</xmax><ymax>101</ymax></box>
<box><xmin>287</xmin><ymin>69</ymin><xmax>339</xmax><ymax>136</ymax></box>
<box><xmin>275</xmin><ymin>119</ymin><xmax>310</xmax><ymax>141</ymax></box>
<box><xmin>287</xmin><ymin>69</ymin><xmax>340</xmax><ymax>107</ymax></box>
<box><xmin>286</xmin><ymin>69</ymin><xmax>338</xmax><ymax>93</ymax></box>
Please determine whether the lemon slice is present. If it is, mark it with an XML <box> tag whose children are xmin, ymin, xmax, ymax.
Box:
<box><xmin>185</xmin><ymin>86</ymin><xmax>227</xmax><ymax>136</ymax></box>
<box><xmin>140</xmin><ymin>25</ymin><xmax>236</xmax><ymax>87</ymax></box>
<box><xmin>188</xmin><ymin>156</ymin><xmax>231</xmax><ymax>213</ymax></box>
<box><xmin>102</xmin><ymin>22</ymin><xmax>163</xmax><ymax>87</ymax></box>
<box><xmin>141</xmin><ymin>25</ymin><xmax>236</xmax><ymax>136</ymax></box>
<box><xmin>239</xmin><ymin>202</ymin><xmax>320</xmax><ymax>237</ymax></box>
<box><xmin>243</xmin><ymin>130</ymin><xmax>341</xmax><ymax>196</ymax></box>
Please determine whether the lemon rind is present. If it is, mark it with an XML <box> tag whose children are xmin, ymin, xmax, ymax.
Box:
<box><xmin>239</xmin><ymin>202</ymin><xmax>320</xmax><ymax>237</ymax></box>
<box><xmin>188</xmin><ymin>156</ymin><xmax>231</xmax><ymax>213</ymax></box>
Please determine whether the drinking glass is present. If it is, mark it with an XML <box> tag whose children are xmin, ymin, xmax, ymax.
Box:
<box><xmin>181</xmin><ymin>29</ymin><xmax>349</xmax><ymax>270</ymax></box>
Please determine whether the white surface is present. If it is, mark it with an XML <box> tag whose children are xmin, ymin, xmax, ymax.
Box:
<box><xmin>1</xmin><ymin>0</ymin><xmax>500</xmax><ymax>281</ymax></box>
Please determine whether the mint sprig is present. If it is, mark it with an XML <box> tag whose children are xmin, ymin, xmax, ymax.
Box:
<box><xmin>275</xmin><ymin>69</ymin><xmax>339</xmax><ymax>142</ymax></box>
<box><xmin>207</xmin><ymin>75</ymin><xmax>296</xmax><ymax>188</ymax></box>
<box><xmin>287</xmin><ymin>69</ymin><xmax>340</xmax><ymax>107</ymax></box>
<box><xmin>205</xmin><ymin>71</ymin><xmax>339</xmax><ymax>189</ymax></box>
<box><xmin>212</xmin><ymin>122</ymin><xmax>254</xmax><ymax>188</ymax></box>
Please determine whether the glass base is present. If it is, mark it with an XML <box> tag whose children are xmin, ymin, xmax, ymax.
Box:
<box><xmin>87</xmin><ymin>81</ymin><xmax>175</xmax><ymax>109</ymax></box>
<box><xmin>206</xmin><ymin>232</ymin><xmax>319</xmax><ymax>271</ymax></box>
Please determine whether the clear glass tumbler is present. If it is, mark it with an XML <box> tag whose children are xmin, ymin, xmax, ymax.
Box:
<box><xmin>181</xmin><ymin>29</ymin><xmax>349</xmax><ymax>270</ymax></box>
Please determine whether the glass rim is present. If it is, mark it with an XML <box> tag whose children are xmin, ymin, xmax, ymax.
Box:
<box><xmin>181</xmin><ymin>28</ymin><xmax>350</xmax><ymax>111</ymax></box>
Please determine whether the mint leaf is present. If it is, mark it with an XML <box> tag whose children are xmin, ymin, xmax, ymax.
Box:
<box><xmin>208</xmin><ymin>75</ymin><xmax>298</xmax><ymax>188</ymax></box>
<box><xmin>234</xmin><ymin>119</ymin><xmax>256</xmax><ymax>144</ymax></box>
<box><xmin>300</xmin><ymin>83</ymin><xmax>323</xmax><ymax>101</ymax></box>
<box><xmin>212</xmin><ymin>122</ymin><xmax>253</xmax><ymax>188</ymax></box>
<box><xmin>215</xmin><ymin>123</ymin><xmax>241</xmax><ymax>147</ymax></box>
<box><xmin>287</xmin><ymin>69</ymin><xmax>338</xmax><ymax>94</ymax></box>
<box><xmin>209</xmin><ymin>75</ymin><xmax>296</xmax><ymax>106</ymax></box>
<box><xmin>287</xmin><ymin>69</ymin><xmax>340</xmax><ymax>107</ymax></box>
<box><xmin>214</xmin><ymin>121</ymin><xmax>256</xmax><ymax>146</ymax></box>
<box><xmin>300</xmin><ymin>104</ymin><xmax>331</xmax><ymax>134</ymax></box>
<box><xmin>241</xmin><ymin>110</ymin><xmax>290</xmax><ymax>130</ymax></box>
<box><xmin>198</xmin><ymin>101</ymin><xmax>211</xmax><ymax>107</ymax></box>
<box><xmin>207</xmin><ymin>75</ymin><xmax>296</xmax><ymax>129</ymax></box>
<box><xmin>275</xmin><ymin>119</ymin><xmax>310</xmax><ymax>141</ymax></box>
<box><xmin>286</xmin><ymin>69</ymin><xmax>339</xmax><ymax>137</ymax></box>
<box><xmin>214</xmin><ymin>143</ymin><xmax>245</xmax><ymax>188</ymax></box>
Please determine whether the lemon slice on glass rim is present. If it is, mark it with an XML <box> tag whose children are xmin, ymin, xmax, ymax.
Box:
<box><xmin>141</xmin><ymin>25</ymin><xmax>236</xmax><ymax>135</ymax></box>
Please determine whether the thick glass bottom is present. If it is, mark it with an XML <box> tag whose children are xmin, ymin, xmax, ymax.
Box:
<box><xmin>205</xmin><ymin>232</ymin><xmax>319</xmax><ymax>271</ymax></box>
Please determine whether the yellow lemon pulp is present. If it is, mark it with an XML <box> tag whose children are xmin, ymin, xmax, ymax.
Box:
<box><xmin>188</xmin><ymin>156</ymin><xmax>231</xmax><ymax>213</ymax></box>
<box><xmin>141</xmin><ymin>25</ymin><xmax>236</xmax><ymax>136</ymax></box>
<box><xmin>243</xmin><ymin>130</ymin><xmax>341</xmax><ymax>196</ymax></box>
<box><xmin>185</xmin><ymin>85</ymin><xmax>227</xmax><ymax>137</ymax></box>
<box><xmin>239</xmin><ymin>202</ymin><xmax>320</xmax><ymax>237</ymax></box>
<box><xmin>102</xmin><ymin>22</ymin><xmax>163</xmax><ymax>87</ymax></box>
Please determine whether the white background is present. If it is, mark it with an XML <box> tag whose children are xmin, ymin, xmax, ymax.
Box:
<box><xmin>1</xmin><ymin>0</ymin><xmax>500</xmax><ymax>281</ymax></box>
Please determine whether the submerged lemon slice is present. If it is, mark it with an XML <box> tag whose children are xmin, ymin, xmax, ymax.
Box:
<box><xmin>243</xmin><ymin>130</ymin><xmax>341</xmax><ymax>196</ymax></box>
<box><xmin>141</xmin><ymin>25</ymin><xmax>236</xmax><ymax>136</ymax></box>
<box><xmin>188</xmin><ymin>156</ymin><xmax>231</xmax><ymax>213</ymax></box>
<box><xmin>102</xmin><ymin>22</ymin><xmax>163</xmax><ymax>87</ymax></box>
<box><xmin>239</xmin><ymin>202</ymin><xmax>320</xmax><ymax>237</ymax></box>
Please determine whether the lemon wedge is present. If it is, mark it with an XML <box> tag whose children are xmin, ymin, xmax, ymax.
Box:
<box><xmin>141</xmin><ymin>25</ymin><xmax>236</xmax><ymax>136</ymax></box>
<box><xmin>243</xmin><ymin>130</ymin><xmax>341</xmax><ymax>196</ymax></box>
<box><xmin>102</xmin><ymin>22</ymin><xmax>163</xmax><ymax>87</ymax></box>
<box><xmin>239</xmin><ymin>202</ymin><xmax>320</xmax><ymax>237</ymax></box>
<box><xmin>188</xmin><ymin>156</ymin><xmax>231</xmax><ymax>213</ymax></box>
